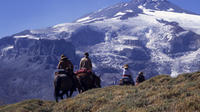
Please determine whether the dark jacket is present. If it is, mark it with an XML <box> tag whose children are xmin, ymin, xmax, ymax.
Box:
<box><xmin>57</xmin><ymin>58</ymin><xmax>73</xmax><ymax>71</ymax></box>
<box><xmin>136</xmin><ymin>74</ymin><xmax>145</xmax><ymax>83</ymax></box>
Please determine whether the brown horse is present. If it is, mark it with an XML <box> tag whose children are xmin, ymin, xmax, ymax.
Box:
<box><xmin>54</xmin><ymin>72</ymin><xmax>76</xmax><ymax>102</ymax></box>
<box><xmin>93</xmin><ymin>74</ymin><xmax>101</xmax><ymax>88</ymax></box>
<box><xmin>76</xmin><ymin>72</ymin><xmax>101</xmax><ymax>93</ymax></box>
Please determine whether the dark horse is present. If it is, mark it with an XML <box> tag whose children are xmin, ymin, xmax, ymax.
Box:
<box><xmin>119</xmin><ymin>78</ymin><xmax>135</xmax><ymax>86</ymax></box>
<box><xmin>54</xmin><ymin>72</ymin><xmax>76</xmax><ymax>102</ymax></box>
<box><xmin>76</xmin><ymin>72</ymin><xmax>101</xmax><ymax>93</ymax></box>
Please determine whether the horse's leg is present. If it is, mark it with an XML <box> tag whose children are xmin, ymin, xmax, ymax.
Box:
<box><xmin>91</xmin><ymin>83</ymin><xmax>97</xmax><ymax>89</ymax></box>
<box><xmin>75</xmin><ymin>78</ymin><xmax>82</xmax><ymax>93</ymax></box>
<box><xmin>54</xmin><ymin>85</ymin><xmax>60</xmax><ymax>102</ymax></box>
<box><xmin>60</xmin><ymin>91</ymin><xmax>65</xmax><ymax>99</ymax></box>
<box><xmin>66</xmin><ymin>90</ymin><xmax>69</xmax><ymax>98</ymax></box>
<box><xmin>76</xmin><ymin>81</ymin><xmax>83</xmax><ymax>93</ymax></box>
<box><xmin>76</xmin><ymin>87</ymin><xmax>82</xmax><ymax>93</ymax></box>
<box><xmin>69</xmin><ymin>89</ymin><xmax>74</xmax><ymax>97</ymax></box>
<box><xmin>54</xmin><ymin>76</ymin><xmax>62</xmax><ymax>102</ymax></box>
<box><xmin>83</xmin><ymin>84</ymin><xmax>89</xmax><ymax>91</ymax></box>
<box><xmin>68</xmin><ymin>82</ymin><xmax>75</xmax><ymax>97</ymax></box>
<box><xmin>81</xmin><ymin>83</ymin><xmax>87</xmax><ymax>92</ymax></box>
<box><xmin>94</xmin><ymin>77</ymin><xmax>101</xmax><ymax>88</ymax></box>
<box><xmin>54</xmin><ymin>90</ymin><xmax>59</xmax><ymax>102</ymax></box>
<box><xmin>78</xmin><ymin>77</ymin><xmax>86</xmax><ymax>92</ymax></box>
<box><xmin>60</xmin><ymin>95</ymin><xmax>63</xmax><ymax>99</ymax></box>
<box><xmin>64</xmin><ymin>90</ymin><xmax>69</xmax><ymax>99</ymax></box>
<box><xmin>78</xmin><ymin>88</ymin><xmax>82</xmax><ymax>93</ymax></box>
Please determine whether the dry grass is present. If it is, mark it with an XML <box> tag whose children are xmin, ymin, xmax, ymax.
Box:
<box><xmin>1</xmin><ymin>71</ymin><xmax>200</xmax><ymax>112</ymax></box>
<box><xmin>0</xmin><ymin>99</ymin><xmax>54</xmax><ymax>112</ymax></box>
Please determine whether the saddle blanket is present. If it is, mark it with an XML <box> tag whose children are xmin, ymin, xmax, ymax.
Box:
<box><xmin>75</xmin><ymin>68</ymin><xmax>92</xmax><ymax>75</ymax></box>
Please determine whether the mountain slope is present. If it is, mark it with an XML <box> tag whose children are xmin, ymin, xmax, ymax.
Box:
<box><xmin>1</xmin><ymin>71</ymin><xmax>200</xmax><ymax>112</ymax></box>
<box><xmin>0</xmin><ymin>36</ymin><xmax>77</xmax><ymax>104</ymax></box>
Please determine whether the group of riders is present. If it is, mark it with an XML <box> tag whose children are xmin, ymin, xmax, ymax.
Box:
<box><xmin>54</xmin><ymin>52</ymin><xmax>146</xmax><ymax>102</ymax></box>
<box><xmin>56</xmin><ymin>52</ymin><xmax>97</xmax><ymax>83</ymax></box>
<box><xmin>120</xmin><ymin>64</ymin><xmax>145</xmax><ymax>85</ymax></box>
<box><xmin>55</xmin><ymin>52</ymin><xmax>99</xmax><ymax>93</ymax></box>
<box><xmin>56</xmin><ymin>52</ymin><xmax>145</xmax><ymax>87</ymax></box>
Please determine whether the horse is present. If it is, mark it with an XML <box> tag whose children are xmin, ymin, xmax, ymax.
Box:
<box><xmin>76</xmin><ymin>72</ymin><xmax>101</xmax><ymax>93</ymax></box>
<box><xmin>93</xmin><ymin>74</ymin><xmax>101</xmax><ymax>88</ymax></box>
<box><xmin>54</xmin><ymin>71</ymin><xmax>76</xmax><ymax>102</ymax></box>
<box><xmin>119</xmin><ymin>78</ymin><xmax>135</xmax><ymax>86</ymax></box>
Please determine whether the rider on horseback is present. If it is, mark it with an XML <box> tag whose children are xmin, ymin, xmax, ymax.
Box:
<box><xmin>57</xmin><ymin>54</ymin><xmax>74</xmax><ymax>73</ymax></box>
<box><xmin>57</xmin><ymin>54</ymin><xmax>77</xmax><ymax>89</ymax></box>
<box><xmin>120</xmin><ymin>64</ymin><xmax>134</xmax><ymax>85</ymax></box>
<box><xmin>136</xmin><ymin>72</ymin><xmax>145</xmax><ymax>85</ymax></box>
<box><xmin>78</xmin><ymin>52</ymin><xmax>97</xmax><ymax>81</ymax></box>
<box><xmin>80</xmin><ymin>52</ymin><xmax>92</xmax><ymax>71</ymax></box>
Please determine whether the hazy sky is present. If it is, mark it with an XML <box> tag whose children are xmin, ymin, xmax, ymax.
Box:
<box><xmin>0</xmin><ymin>0</ymin><xmax>200</xmax><ymax>38</ymax></box>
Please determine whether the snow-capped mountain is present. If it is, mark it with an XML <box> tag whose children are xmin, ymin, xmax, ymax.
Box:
<box><xmin>1</xmin><ymin>0</ymin><xmax>200</xmax><ymax>104</ymax></box>
<box><xmin>76</xmin><ymin>0</ymin><xmax>195</xmax><ymax>23</ymax></box>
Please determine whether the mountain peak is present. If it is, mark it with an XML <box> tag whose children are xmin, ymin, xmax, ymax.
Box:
<box><xmin>76</xmin><ymin>0</ymin><xmax>190</xmax><ymax>23</ymax></box>
<box><xmin>132</xmin><ymin>0</ymin><xmax>166</xmax><ymax>3</ymax></box>
<box><xmin>130</xmin><ymin>0</ymin><xmax>183</xmax><ymax>12</ymax></box>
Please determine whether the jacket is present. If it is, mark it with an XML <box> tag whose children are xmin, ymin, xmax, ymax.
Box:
<box><xmin>122</xmin><ymin>68</ymin><xmax>133</xmax><ymax>79</ymax></box>
<box><xmin>57</xmin><ymin>58</ymin><xmax>73</xmax><ymax>71</ymax></box>
<box><xmin>80</xmin><ymin>57</ymin><xmax>92</xmax><ymax>70</ymax></box>
<box><xmin>136</xmin><ymin>74</ymin><xmax>145</xmax><ymax>83</ymax></box>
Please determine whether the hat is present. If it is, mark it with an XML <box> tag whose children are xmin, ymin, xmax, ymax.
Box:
<box><xmin>61</xmin><ymin>54</ymin><xmax>65</xmax><ymax>58</ymax></box>
<box><xmin>123</xmin><ymin>64</ymin><xmax>129</xmax><ymax>69</ymax></box>
<box><xmin>138</xmin><ymin>72</ymin><xmax>143</xmax><ymax>75</ymax></box>
<box><xmin>84</xmin><ymin>52</ymin><xmax>89</xmax><ymax>56</ymax></box>
<box><xmin>61</xmin><ymin>57</ymin><xmax>68</xmax><ymax>60</ymax></box>
<box><xmin>60</xmin><ymin>54</ymin><xmax>68</xmax><ymax>60</ymax></box>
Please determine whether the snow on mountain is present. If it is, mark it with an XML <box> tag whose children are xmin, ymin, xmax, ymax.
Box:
<box><xmin>0</xmin><ymin>0</ymin><xmax>200</xmax><ymax>104</ymax></box>
<box><xmin>139</xmin><ymin>5</ymin><xmax>200</xmax><ymax>35</ymax></box>
<box><xmin>76</xmin><ymin>0</ymin><xmax>194</xmax><ymax>23</ymax></box>
<box><xmin>14</xmin><ymin>35</ymin><xmax>40</xmax><ymax>40</ymax></box>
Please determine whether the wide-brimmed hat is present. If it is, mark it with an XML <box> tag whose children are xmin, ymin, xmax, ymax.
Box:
<box><xmin>61</xmin><ymin>57</ymin><xmax>68</xmax><ymax>59</ymax></box>
<box><xmin>61</xmin><ymin>55</ymin><xmax>68</xmax><ymax>60</ymax></box>
<box><xmin>123</xmin><ymin>64</ymin><xmax>129</xmax><ymax>69</ymax></box>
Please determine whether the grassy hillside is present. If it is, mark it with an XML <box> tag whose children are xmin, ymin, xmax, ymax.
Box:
<box><xmin>1</xmin><ymin>71</ymin><xmax>200</xmax><ymax>112</ymax></box>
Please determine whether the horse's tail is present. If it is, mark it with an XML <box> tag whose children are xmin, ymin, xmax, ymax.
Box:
<box><xmin>54</xmin><ymin>76</ymin><xmax>61</xmax><ymax>102</ymax></box>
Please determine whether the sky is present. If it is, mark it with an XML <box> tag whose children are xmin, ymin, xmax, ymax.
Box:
<box><xmin>0</xmin><ymin>0</ymin><xmax>200</xmax><ymax>38</ymax></box>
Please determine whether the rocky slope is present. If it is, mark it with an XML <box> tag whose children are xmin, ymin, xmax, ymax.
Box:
<box><xmin>0</xmin><ymin>35</ymin><xmax>77</xmax><ymax>104</ymax></box>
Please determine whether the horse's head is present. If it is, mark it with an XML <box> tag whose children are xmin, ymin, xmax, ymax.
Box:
<box><xmin>94</xmin><ymin>75</ymin><xmax>101</xmax><ymax>88</ymax></box>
